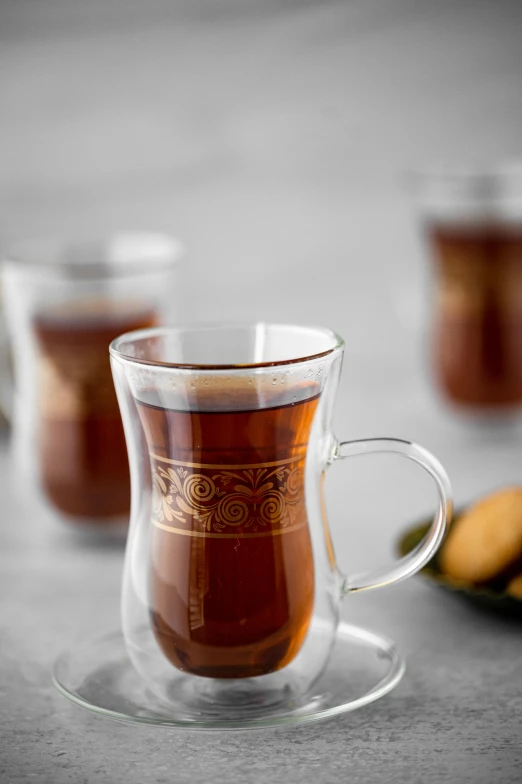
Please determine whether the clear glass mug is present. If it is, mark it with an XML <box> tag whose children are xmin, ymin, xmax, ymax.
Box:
<box><xmin>110</xmin><ymin>324</ymin><xmax>452</xmax><ymax>718</ymax></box>
<box><xmin>1</xmin><ymin>234</ymin><xmax>183</xmax><ymax>532</ymax></box>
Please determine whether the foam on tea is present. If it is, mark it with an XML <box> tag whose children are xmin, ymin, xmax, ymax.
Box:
<box><xmin>136</xmin><ymin>380</ymin><xmax>320</xmax><ymax>679</ymax></box>
<box><xmin>34</xmin><ymin>301</ymin><xmax>157</xmax><ymax>520</ymax></box>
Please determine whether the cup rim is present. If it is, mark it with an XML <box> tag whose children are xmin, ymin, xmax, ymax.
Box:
<box><xmin>2</xmin><ymin>232</ymin><xmax>184</xmax><ymax>279</ymax></box>
<box><xmin>404</xmin><ymin>158</ymin><xmax>522</xmax><ymax>193</ymax></box>
<box><xmin>109</xmin><ymin>323</ymin><xmax>345</xmax><ymax>370</ymax></box>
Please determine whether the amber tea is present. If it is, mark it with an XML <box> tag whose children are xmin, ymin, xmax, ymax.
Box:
<box><xmin>35</xmin><ymin>305</ymin><xmax>157</xmax><ymax>520</ymax></box>
<box><xmin>137</xmin><ymin>387</ymin><xmax>320</xmax><ymax>679</ymax></box>
<box><xmin>428</xmin><ymin>223</ymin><xmax>522</xmax><ymax>407</ymax></box>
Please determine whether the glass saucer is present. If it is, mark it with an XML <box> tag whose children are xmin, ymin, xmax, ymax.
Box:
<box><xmin>53</xmin><ymin>623</ymin><xmax>404</xmax><ymax>730</ymax></box>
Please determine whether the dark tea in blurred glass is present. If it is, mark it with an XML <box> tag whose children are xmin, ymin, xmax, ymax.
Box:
<box><xmin>35</xmin><ymin>304</ymin><xmax>157</xmax><ymax>519</ymax></box>
<box><xmin>428</xmin><ymin>223</ymin><xmax>522</xmax><ymax>407</ymax></box>
<box><xmin>414</xmin><ymin>165</ymin><xmax>522</xmax><ymax>411</ymax></box>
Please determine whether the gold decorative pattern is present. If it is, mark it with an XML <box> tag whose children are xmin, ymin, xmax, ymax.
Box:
<box><xmin>151</xmin><ymin>455</ymin><xmax>307</xmax><ymax>538</ymax></box>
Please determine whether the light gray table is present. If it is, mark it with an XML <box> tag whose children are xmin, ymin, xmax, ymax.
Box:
<box><xmin>1</xmin><ymin>1</ymin><xmax>522</xmax><ymax>781</ymax></box>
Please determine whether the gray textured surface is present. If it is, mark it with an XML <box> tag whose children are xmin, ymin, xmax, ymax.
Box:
<box><xmin>1</xmin><ymin>1</ymin><xmax>522</xmax><ymax>782</ymax></box>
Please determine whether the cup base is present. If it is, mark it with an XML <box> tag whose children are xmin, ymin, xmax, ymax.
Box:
<box><xmin>53</xmin><ymin>623</ymin><xmax>405</xmax><ymax>730</ymax></box>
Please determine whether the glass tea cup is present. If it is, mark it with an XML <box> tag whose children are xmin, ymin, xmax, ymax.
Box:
<box><xmin>410</xmin><ymin>162</ymin><xmax>522</xmax><ymax>412</ymax></box>
<box><xmin>1</xmin><ymin>233</ymin><xmax>183</xmax><ymax>533</ymax></box>
<box><xmin>110</xmin><ymin>323</ymin><xmax>452</xmax><ymax>720</ymax></box>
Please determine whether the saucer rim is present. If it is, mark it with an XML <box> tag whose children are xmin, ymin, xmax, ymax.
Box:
<box><xmin>53</xmin><ymin>622</ymin><xmax>405</xmax><ymax>731</ymax></box>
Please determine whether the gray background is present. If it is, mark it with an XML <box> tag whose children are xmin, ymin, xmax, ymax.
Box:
<box><xmin>1</xmin><ymin>1</ymin><xmax>521</xmax><ymax>782</ymax></box>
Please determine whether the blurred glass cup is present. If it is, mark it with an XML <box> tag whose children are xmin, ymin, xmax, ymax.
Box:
<box><xmin>410</xmin><ymin>161</ymin><xmax>522</xmax><ymax>413</ymax></box>
<box><xmin>0</xmin><ymin>233</ymin><xmax>184</xmax><ymax>534</ymax></box>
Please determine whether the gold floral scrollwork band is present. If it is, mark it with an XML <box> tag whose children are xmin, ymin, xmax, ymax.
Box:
<box><xmin>150</xmin><ymin>453</ymin><xmax>308</xmax><ymax>538</ymax></box>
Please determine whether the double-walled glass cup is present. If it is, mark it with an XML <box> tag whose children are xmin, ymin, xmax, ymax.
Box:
<box><xmin>110</xmin><ymin>324</ymin><xmax>452</xmax><ymax>719</ymax></box>
<box><xmin>1</xmin><ymin>234</ymin><xmax>183</xmax><ymax>531</ymax></box>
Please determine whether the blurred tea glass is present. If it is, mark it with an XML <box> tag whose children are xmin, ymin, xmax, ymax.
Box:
<box><xmin>1</xmin><ymin>233</ymin><xmax>183</xmax><ymax>533</ymax></box>
<box><xmin>412</xmin><ymin>162</ymin><xmax>522</xmax><ymax>413</ymax></box>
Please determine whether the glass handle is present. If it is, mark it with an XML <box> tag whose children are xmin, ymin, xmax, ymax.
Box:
<box><xmin>332</xmin><ymin>438</ymin><xmax>452</xmax><ymax>594</ymax></box>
